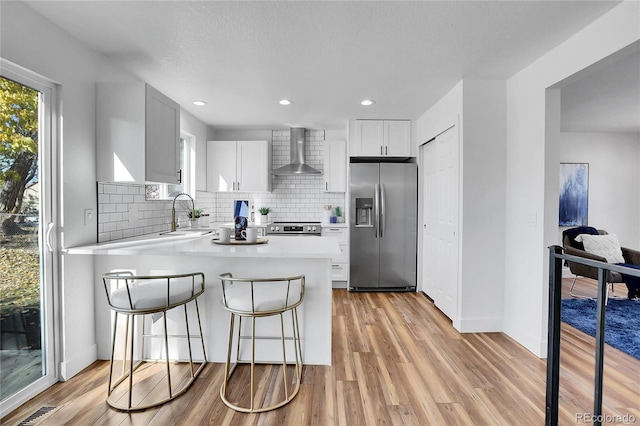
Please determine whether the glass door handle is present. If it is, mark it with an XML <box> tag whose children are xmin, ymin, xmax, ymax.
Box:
<box><xmin>46</xmin><ymin>222</ymin><xmax>54</xmax><ymax>252</ymax></box>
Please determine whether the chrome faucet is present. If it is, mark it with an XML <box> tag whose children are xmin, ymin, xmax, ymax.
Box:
<box><xmin>171</xmin><ymin>193</ymin><xmax>195</xmax><ymax>232</ymax></box>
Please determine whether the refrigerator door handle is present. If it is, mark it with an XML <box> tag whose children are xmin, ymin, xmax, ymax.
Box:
<box><xmin>374</xmin><ymin>183</ymin><xmax>379</xmax><ymax>238</ymax></box>
<box><xmin>380</xmin><ymin>183</ymin><xmax>385</xmax><ymax>238</ymax></box>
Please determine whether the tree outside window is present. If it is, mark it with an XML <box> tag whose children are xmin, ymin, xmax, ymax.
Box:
<box><xmin>1</xmin><ymin>76</ymin><xmax>39</xmax><ymax>234</ymax></box>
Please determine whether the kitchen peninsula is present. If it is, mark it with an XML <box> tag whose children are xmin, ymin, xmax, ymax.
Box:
<box><xmin>66</xmin><ymin>234</ymin><xmax>340</xmax><ymax>365</ymax></box>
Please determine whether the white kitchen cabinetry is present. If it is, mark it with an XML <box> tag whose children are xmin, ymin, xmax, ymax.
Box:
<box><xmin>352</xmin><ymin>120</ymin><xmax>412</xmax><ymax>157</ymax></box>
<box><xmin>97</xmin><ymin>83</ymin><xmax>180</xmax><ymax>184</ymax></box>
<box><xmin>206</xmin><ymin>140</ymin><xmax>271</xmax><ymax>192</ymax></box>
<box><xmin>322</xmin><ymin>226</ymin><xmax>349</xmax><ymax>284</ymax></box>
<box><xmin>323</xmin><ymin>139</ymin><xmax>346</xmax><ymax>193</ymax></box>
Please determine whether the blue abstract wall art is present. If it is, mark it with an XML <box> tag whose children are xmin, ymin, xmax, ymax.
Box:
<box><xmin>559</xmin><ymin>163</ymin><xmax>589</xmax><ymax>226</ymax></box>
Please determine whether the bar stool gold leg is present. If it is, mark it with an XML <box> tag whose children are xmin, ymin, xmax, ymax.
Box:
<box><xmin>184</xmin><ymin>304</ymin><xmax>193</xmax><ymax>376</ymax></box>
<box><xmin>163</xmin><ymin>311</ymin><xmax>172</xmax><ymax>400</ymax></box>
<box><xmin>279</xmin><ymin>313</ymin><xmax>288</xmax><ymax>399</ymax></box>
<box><xmin>222</xmin><ymin>312</ymin><xmax>235</xmax><ymax>399</ymax></box>
<box><xmin>128</xmin><ymin>314</ymin><xmax>135</xmax><ymax>410</ymax></box>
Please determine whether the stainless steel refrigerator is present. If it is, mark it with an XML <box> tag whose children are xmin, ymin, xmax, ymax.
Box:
<box><xmin>349</xmin><ymin>162</ymin><xmax>417</xmax><ymax>291</ymax></box>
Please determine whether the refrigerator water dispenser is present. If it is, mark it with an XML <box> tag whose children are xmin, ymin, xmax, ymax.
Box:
<box><xmin>355</xmin><ymin>198</ymin><xmax>373</xmax><ymax>227</ymax></box>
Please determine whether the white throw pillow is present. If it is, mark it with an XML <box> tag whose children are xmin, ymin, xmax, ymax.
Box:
<box><xmin>575</xmin><ymin>233</ymin><xmax>625</xmax><ymax>263</ymax></box>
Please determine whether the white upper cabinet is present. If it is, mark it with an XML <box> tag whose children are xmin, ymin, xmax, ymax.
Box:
<box><xmin>145</xmin><ymin>86</ymin><xmax>180</xmax><ymax>184</ymax></box>
<box><xmin>351</xmin><ymin>119</ymin><xmax>412</xmax><ymax>157</ymax></box>
<box><xmin>324</xmin><ymin>139</ymin><xmax>346</xmax><ymax>193</ymax></box>
<box><xmin>207</xmin><ymin>141</ymin><xmax>237</xmax><ymax>192</ymax></box>
<box><xmin>384</xmin><ymin>120</ymin><xmax>412</xmax><ymax>156</ymax></box>
<box><xmin>96</xmin><ymin>83</ymin><xmax>180</xmax><ymax>184</ymax></box>
<box><xmin>352</xmin><ymin>120</ymin><xmax>384</xmax><ymax>156</ymax></box>
<box><xmin>206</xmin><ymin>140</ymin><xmax>271</xmax><ymax>192</ymax></box>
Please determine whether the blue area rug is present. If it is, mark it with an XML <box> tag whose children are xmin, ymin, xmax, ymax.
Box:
<box><xmin>561</xmin><ymin>298</ymin><xmax>640</xmax><ymax>360</ymax></box>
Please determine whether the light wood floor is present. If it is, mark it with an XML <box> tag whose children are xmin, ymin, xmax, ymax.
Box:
<box><xmin>2</xmin><ymin>279</ymin><xmax>639</xmax><ymax>425</ymax></box>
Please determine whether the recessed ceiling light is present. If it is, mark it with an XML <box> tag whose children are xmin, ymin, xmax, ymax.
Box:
<box><xmin>193</xmin><ymin>100</ymin><xmax>207</xmax><ymax>106</ymax></box>
<box><xmin>360</xmin><ymin>99</ymin><xmax>375</xmax><ymax>106</ymax></box>
<box><xmin>279</xmin><ymin>99</ymin><xmax>292</xmax><ymax>105</ymax></box>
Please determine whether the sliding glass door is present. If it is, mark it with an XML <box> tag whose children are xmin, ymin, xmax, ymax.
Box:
<box><xmin>1</xmin><ymin>61</ymin><xmax>58</xmax><ymax>415</ymax></box>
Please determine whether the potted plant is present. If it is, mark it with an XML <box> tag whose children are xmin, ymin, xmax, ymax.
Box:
<box><xmin>188</xmin><ymin>208</ymin><xmax>203</xmax><ymax>227</ymax></box>
<box><xmin>258</xmin><ymin>207</ymin><xmax>270</xmax><ymax>224</ymax></box>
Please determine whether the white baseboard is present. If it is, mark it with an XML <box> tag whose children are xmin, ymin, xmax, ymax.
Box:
<box><xmin>59</xmin><ymin>344</ymin><xmax>97</xmax><ymax>381</ymax></box>
<box><xmin>332</xmin><ymin>281</ymin><xmax>347</xmax><ymax>289</ymax></box>
<box><xmin>503</xmin><ymin>323</ymin><xmax>546</xmax><ymax>358</ymax></box>
<box><xmin>456</xmin><ymin>316</ymin><xmax>504</xmax><ymax>333</ymax></box>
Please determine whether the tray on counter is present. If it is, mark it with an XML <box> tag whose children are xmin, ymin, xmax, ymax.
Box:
<box><xmin>212</xmin><ymin>237</ymin><xmax>269</xmax><ymax>246</ymax></box>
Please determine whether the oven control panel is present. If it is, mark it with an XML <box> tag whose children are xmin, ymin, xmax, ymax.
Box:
<box><xmin>267</xmin><ymin>222</ymin><xmax>321</xmax><ymax>235</ymax></box>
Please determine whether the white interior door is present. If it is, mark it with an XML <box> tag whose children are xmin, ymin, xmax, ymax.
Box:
<box><xmin>420</xmin><ymin>126</ymin><xmax>459</xmax><ymax>320</ymax></box>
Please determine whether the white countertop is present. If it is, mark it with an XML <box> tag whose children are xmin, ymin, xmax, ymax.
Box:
<box><xmin>65</xmin><ymin>233</ymin><xmax>340</xmax><ymax>259</ymax></box>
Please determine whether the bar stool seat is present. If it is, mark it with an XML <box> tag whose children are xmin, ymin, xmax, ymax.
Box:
<box><xmin>223</xmin><ymin>284</ymin><xmax>302</xmax><ymax>313</ymax></box>
<box><xmin>219</xmin><ymin>273</ymin><xmax>305</xmax><ymax>413</ymax></box>
<box><xmin>109</xmin><ymin>277</ymin><xmax>200</xmax><ymax>310</ymax></box>
<box><xmin>102</xmin><ymin>272</ymin><xmax>207</xmax><ymax>412</ymax></box>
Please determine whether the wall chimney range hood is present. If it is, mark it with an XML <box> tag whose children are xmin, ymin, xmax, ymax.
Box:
<box><xmin>272</xmin><ymin>128</ymin><xmax>322</xmax><ymax>176</ymax></box>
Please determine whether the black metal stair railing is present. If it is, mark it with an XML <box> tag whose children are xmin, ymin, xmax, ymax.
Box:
<box><xmin>546</xmin><ymin>245</ymin><xmax>640</xmax><ymax>426</ymax></box>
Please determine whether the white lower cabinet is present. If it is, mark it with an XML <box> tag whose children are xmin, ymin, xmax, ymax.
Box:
<box><xmin>322</xmin><ymin>226</ymin><xmax>349</xmax><ymax>285</ymax></box>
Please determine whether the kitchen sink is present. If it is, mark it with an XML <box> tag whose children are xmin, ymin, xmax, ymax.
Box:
<box><xmin>159</xmin><ymin>229</ymin><xmax>214</xmax><ymax>236</ymax></box>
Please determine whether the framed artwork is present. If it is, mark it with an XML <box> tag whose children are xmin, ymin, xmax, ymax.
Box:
<box><xmin>559</xmin><ymin>163</ymin><xmax>589</xmax><ymax>226</ymax></box>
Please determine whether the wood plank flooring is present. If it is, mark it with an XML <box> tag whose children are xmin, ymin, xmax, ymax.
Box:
<box><xmin>2</xmin><ymin>279</ymin><xmax>638</xmax><ymax>425</ymax></box>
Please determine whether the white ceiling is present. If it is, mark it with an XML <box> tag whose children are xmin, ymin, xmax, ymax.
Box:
<box><xmin>22</xmin><ymin>0</ymin><xmax>634</xmax><ymax>131</ymax></box>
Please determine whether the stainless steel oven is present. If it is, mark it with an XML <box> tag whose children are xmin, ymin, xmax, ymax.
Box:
<box><xmin>266</xmin><ymin>221</ymin><xmax>322</xmax><ymax>236</ymax></box>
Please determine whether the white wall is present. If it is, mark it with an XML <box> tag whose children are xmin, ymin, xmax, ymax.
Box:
<box><xmin>181</xmin><ymin>109</ymin><xmax>216</xmax><ymax>192</ymax></box>
<box><xmin>415</xmin><ymin>79</ymin><xmax>507</xmax><ymax>333</ymax></box>
<box><xmin>559</xmin><ymin>132</ymin><xmax>640</xmax><ymax>247</ymax></box>
<box><xmin>415</xmin><ymin>82</ymin><xmax>462</xmax><ymax>143</ymax></box>
<box><xmin>504</xmin><ymin>1</ymin><xmax>640</xmax><ymax>357</ymax></box>
<box><xmin>459</xmin><ymin>79</ymin><xmax>506</xmax><ymax>332</ymax></box>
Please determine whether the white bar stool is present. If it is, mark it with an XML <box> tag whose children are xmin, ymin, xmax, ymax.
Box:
<box><xmin>218</xmin><ymin>273</ymin><xmax>305</xmax><ymax>413</ymax></box>
<box><xmin>102</xmin><ymin>271</ymin><xmax>207</xmax><ymax>411</ymax></box>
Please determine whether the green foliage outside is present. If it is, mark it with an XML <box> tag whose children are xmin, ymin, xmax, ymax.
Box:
<box><xmin>1</xmin><ymin>76</ymin><xmax>41</xmax><ymax>314</ymax></box>
<box><xmin>0</xmin><ymin>76</ymin><xmax>38</xmax><ymax>180</ymax></box>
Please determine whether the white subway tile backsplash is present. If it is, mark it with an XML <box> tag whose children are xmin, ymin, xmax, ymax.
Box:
<box><xmin>97</xmin><ymin>129</ymin><xmax>347</xmax><ymax>242</ymax></box>
<box><xmin>213</xmin><ymin>129</ymin><xmax>345</xmax><ymax>223</ymax></box>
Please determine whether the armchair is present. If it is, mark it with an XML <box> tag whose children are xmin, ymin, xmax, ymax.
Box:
<box><xmin>562</xmin><ymin>226</ymin><xmax>640</xmax><ymax>302</ymax></box>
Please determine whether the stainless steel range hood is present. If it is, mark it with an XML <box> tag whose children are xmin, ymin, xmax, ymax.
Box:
<box><xmin>272</xmin><ymin>128</ymin><xmax>322</xmax><ymax>176</ymax></box>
